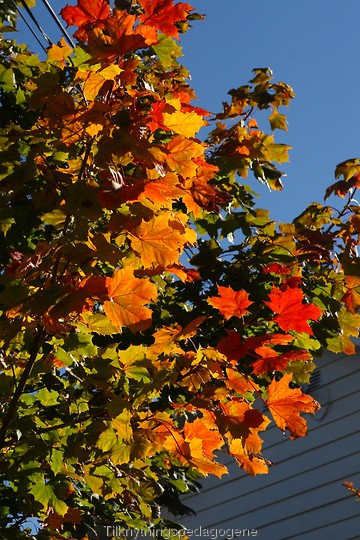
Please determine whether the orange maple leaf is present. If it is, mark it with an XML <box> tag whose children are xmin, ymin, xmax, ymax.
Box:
<box><xmin>164</xmin><ymin>136</ymin><xmax>205</xmax><ymax>178</ymax></box>
<box><xmin>184</xmin><ymin>419</ymin><xmax>223</xmax><ymax>459</ymax></box>
<box><xmin>182</xmin><ymin>168</ymin><xmax>220</xmax><ymax>215</ymax></box>
<box><xmin>139</xmin><ymin>173</ymin><xmax>183</xmax><ymax>208</ymax></box>
<box><xmin>229</xmin><ymin>438</ymin><xmax>269</xmax><ymax>476</ymax></box>
<box><xmin>265</xmin><ymin>286</ymin><xmax>323</xmax><ymax>334</ymax></box>
<box><xmin>187</xmin><ymin>438</ymin><xmax>228</xmax><ymax>477</ymax></box>
<box><xmin>266</xmin><ymin>373</ymin><xmax>320</xmax><ymax>439</ymax></box>
<box><xmin>342</xmin><ymin>275</ymin><xmax>360</xmax><ymax>314</ymax></box>
<box><xmin>103</xmin><ymin>267</ymin><xmax>157</xmax><ymax>332</ymax></box>
<box><xmin>219</xmin><ymin>400</ymin><xmax>269</xmax><ymax>441</ymax></box>
<box><xmin>225</xmin><ymin>368</ymin><xmax>260</xmax><ymax>395</ymax></box>
<box><xmin>153</xmin><ymin>419</ymin><xmax>187</xmax><ymax>460</ymax></box>
<box><xmin>102</xmin><ymin>11</ymin><xmax>158</xmax><ymax>56</ymax></box>
<box><xmin>247</xmin><ymin>118</ymin><xmax>258</xmax><ymax>129</ymax></box>
<box><xmin>207</xmin><ymin>285</ymin><xmax>252</xmax><ymax>319</ymax></box>
<box><xmin>184</xmin><ymin>419</ymin><xmax>227</xmax><ymax>478</ymax></box>
<box><xmin>149</xmin><ymin>325</ymin><xmax>184</xmax><ymax>356</ymax></box>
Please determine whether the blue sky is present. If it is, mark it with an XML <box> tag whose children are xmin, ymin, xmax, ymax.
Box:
<box><xmin>15</xmin><ymin>0</ymin><xmax>360</xmax><ymax>223</ymax></box>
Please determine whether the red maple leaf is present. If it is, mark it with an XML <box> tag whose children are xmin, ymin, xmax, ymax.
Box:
<box><xmin>216</xmin><ymin>331</ymin><xmax>294</xmax><ymax>364</ymax></box>
<box><xmin>216</xmin><ymin>330</ymin><xmax>243</xmax><ymax>363</ymax></box>
<box><xmin>61</xmin><ymin>0</ymin><xmax>111</xmax><ymax>40</ymax></box>
<box><xmin>251</xmin><ymin>346</ymin><xmax>311</xmax><ymax>375</ymax></box>
<box><xmin>265</xmin><ymin>286</ymin><xmax>323</xmax><ymax>334</ymax></box>
<box><xmin>138</xmin><ymin>0</ymin><xmax>193</xmax><ymax>39</ymax></box>
<box><xmin>262</xmin><ymin>263</ymin><xmax>290</xmax><ymax>275</ymax></box>
<box><xmin>279</xmin><ymin>276</ymin><xmax>302</xmax><ymax>290</ymax></box>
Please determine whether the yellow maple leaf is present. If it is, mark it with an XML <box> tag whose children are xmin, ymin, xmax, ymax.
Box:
<box><xmin>47</xmin><ymin>37</ymin><xmax>72</xmax><ymax>69</ymax></box>
<box><xmin>129</xmin><ymin>214</ymin><xmax>195</xmax><ymax>268</ymax></box>
<box><xmin>163</xmin><ymin>110</ymin><xmax>205</xmax><ymax>138</ymax></box>
<box><xmin>166</xmin><ymin>136</ymin><xmax>205</xmax><ymax>178</ymax></box>
<box><xmin>81</xmin><ymin>65</ymin><xmax>123</xmax><ymax>101</ymax></box>
<box><xmin>111</xmin><ymin>410</ymin><xmax>133</xmax><ymax>442</ymax></box>
<box><xmin>149</xmin><ymin>316</ymin><xmax>206</xmax><ymax>355</ymax></box>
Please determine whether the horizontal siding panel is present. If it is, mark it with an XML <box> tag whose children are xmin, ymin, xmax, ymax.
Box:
<box><xmin>180</xmin><ymin>457</ymin><xmax>360</xmax><ymax>527</ymax></box>
<box><xmin>255</xmin><ymin>493</ymin><xmax>360</xmax><ymax>540</ymax></box>
<box><xmin>312</xmin><ymin>366</ymin><xmax>360</xmax><ymax>402</ymax></box>
<box><xmin>313</xmin><ymin>352</ymin><xmax>359</xmax><ymax>382</ymax></box>
<box><xmin>182</xmin><ymin>437</ymin><xmax>360</xmax><ymax>516</ymax></box>
<box><xmin>178</xmin><ymin>494</ymin><xmax>360</xmax><ymax>540</ymax></box>
<box><xmin>201</xmin><ymin>490</ymin><xmax>360</xmax><ymax>536</ymax></box>
<box><xmin>289</xmin><ymin>513</ymin><xmax>360</xmax><ymax>540</ymax></box>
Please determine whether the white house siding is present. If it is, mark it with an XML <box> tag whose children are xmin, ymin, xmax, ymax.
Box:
<box><xmin>175</xmin><ymin>351</ymin><xmax>360</xmax><ymax>540</ymax></box>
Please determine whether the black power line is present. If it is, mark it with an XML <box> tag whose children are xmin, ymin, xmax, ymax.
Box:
<box><xmin>39</xmin><ymin>0</ymin><xmax>75</xmax><ymax>48</ymax></box>
<box><xmin>10</xmin><ymin>0</ymin><xmax>75</xmax><ymax>53</ymax></box>
<box><xmin>10</xmin><ymin>0</ymin><xmax>48</xmax><ymax>52</ymax></box>
<box><xmin>19</xmin><ymin>0</ymin><xmax>53</xmax><ymax>46</ymax></box>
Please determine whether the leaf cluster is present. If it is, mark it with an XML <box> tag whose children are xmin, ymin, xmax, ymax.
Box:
<box><xmin>0</xmin><ymin>0</ymin><xmax>359</xmax><ymax>538</ymax></box>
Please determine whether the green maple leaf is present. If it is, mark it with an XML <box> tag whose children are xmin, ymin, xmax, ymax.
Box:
<box><xmin>30</xmin><ymin>483</ymin><xmax>68</xmax><ymax>516</ymax></box>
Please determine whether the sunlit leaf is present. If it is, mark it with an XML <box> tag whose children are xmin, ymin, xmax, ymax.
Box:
<box><xmin>207</xmin><ymin>285</ymin><xmax>252</xmax><ymax>319</ymax></box>
<box><xmin>138</xmin><ymin>0</ymin><xmax>193</xmax><ymax>39</ymax></box>
<box><xmin>162</xmin><ymin>109</ymin><xmax>205</xmax><ymax>137</ymax></box>
<box><xmin>265</xmin><ymin>286</ymin><xmax>323</xmax><ymax>334</ymax></box>
<box><xmin>103</xmin><ymin>267</ymin><xmax>157</xmax><ymax>331</ymax></box>
<box><xmin>129</xmin><ymin>214</ymin><xmax>196</xmax><ymax>268</ymax></box>
<box><xmin>266</xmin><ymin>373</ymin><xmax>320</xmax><ymax>439</ymax></box>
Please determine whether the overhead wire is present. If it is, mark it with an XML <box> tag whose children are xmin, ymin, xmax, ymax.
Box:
<box><xmin>10</xmin><ymin>0</ymin><xmax>87</xmax><ymax>103</ymax></box>
<box><xmin>39</xmin><ymin>0</ymin><xmax>75</xmax><ymax>48</ymax></box>
<box><xmin>10</xmin><ymin>0</ymin><xmax>48</xmax><ymax>52</ymax></box>
<box><xmin>18</xmin><ymin>0</ymin><xmax>53</xmax><ymax>46</ymax></box>
<box><xmin>11</xmin><ymin>0</ymin><xmax>75</xmax><ymax>53</ymax></box>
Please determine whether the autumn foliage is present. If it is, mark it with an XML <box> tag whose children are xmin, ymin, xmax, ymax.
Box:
<box><xmin>0</xmin><ymin>0</ymin><xmax>360</xmax><ymax>538</ymax></box>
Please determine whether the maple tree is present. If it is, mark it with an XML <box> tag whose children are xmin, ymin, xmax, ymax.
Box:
<box><xmin>0</xmin><ymin>0</ymin><xmax>360</xmax><ymax>538</ymax></box>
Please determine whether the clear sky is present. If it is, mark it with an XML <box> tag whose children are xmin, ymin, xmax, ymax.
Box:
<box><xmin>15</xmin><ymin>0</ymin><xmax>360</xmax><ymax>223</ymax></box>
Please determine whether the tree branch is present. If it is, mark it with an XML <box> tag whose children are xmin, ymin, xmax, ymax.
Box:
<box><xmin>0</xmin><ymin>327</ymin><xmax>46</xmax><ymax>448</ymax></box>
